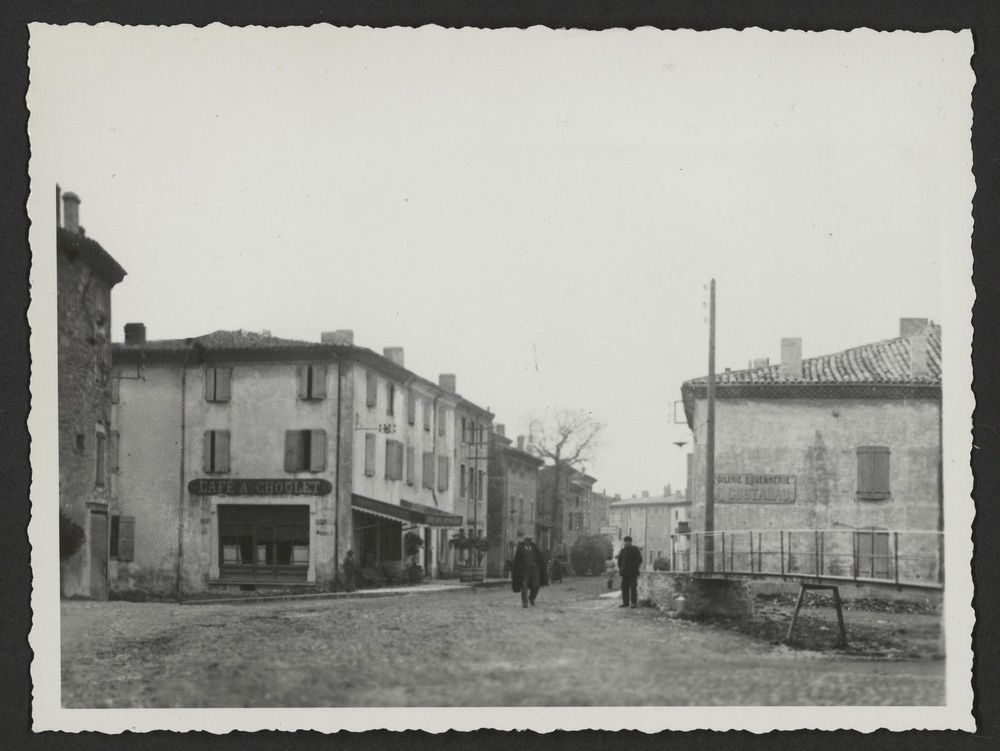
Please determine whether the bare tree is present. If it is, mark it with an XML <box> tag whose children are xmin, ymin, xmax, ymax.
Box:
<box><xmin>527</xmin><ymin>409</ymin><xmax>604</xmax><ymax>553</ymax></box>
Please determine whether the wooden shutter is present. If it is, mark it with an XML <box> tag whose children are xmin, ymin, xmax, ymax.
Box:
<box><xmin>118</xmin><ymin>516</ymin><xmax>135</xmax><ymax>562</ymax></box>
<box><xmin>311</xmin><ymin>365</ymin><xmax>327</xmax><ymax>399</ymax></box>
<box><xmin>423</xmin><ymin>452</ymin><xmax>435</xmax><ymax>489</ymax></box>
<box><xmin>423</xmin><ymin>401</ymin><xmax>431</xmax><ymax>430</ymax></box>
<box><xmin>284</xmin><ymin>431</ymin><xmax>301</xmax><ymax>472</ymax></box>
<box><xmin>109</xmin><ymin>430</ymin><xmax>119</xmax><ymax>473</ymax></box>
<box><xmin>204</xmin><ymin>431</ymin><xmax>213</xmax><ymax>472</ymax></box>
<box><xmin>365</xmin><ymin>433</ymin><xmax>376</xmax><ymax>476</ymax></box>
<box><xmin>857</xmin><ymin>446</ymin><xmax>890</xmax><ymax>500</ymax></box>
<box><xmin>216</xmin><ymin>430</ymin><xmax>231</xmax><ymax>473</ymax></box>
<box><xmin>366</xmin><ymin>371</ymin><xmax>377</xmax><ymax>407</ymax></box>
<box><xmin>406</xmin><ymin>446</ymin><xmax>415</xmax><ymax>485</ymax></box>
<box><xmin>111</xmin><ymin>372</ymin><xmax>120</xmax><ymax>404</ymax></box>
<box><xmin>437</xmin><ymin>456</ymin><xmax>450</xmax><ymax>491</ymax></box>
<box><xmin>218</xmin><ymin>368</ymin><xmax>232</xmax><ymax>402</ymax></box>
<box><xmin>407</xmin><ymin>391</ymin><xmax>416</xmax><ymax>424</ymax></box>
<box><xmin>205</xmin><ymin>368</ymin><xmax>215</xmax><ymax>401</ymax></box>
<box><xmin>309</xmin><ymin>429</ymin><xmax>326</xmax><ymax>471</ymax></box>
<box><xmin>297</xmin><ymin>365</ymin><xmax>308</xmax><ymax>399</ymax></box>
<box><xmin>437</xmin><ymin>406</ymin><xmax>446</xmax><ymax>436</ymax></box>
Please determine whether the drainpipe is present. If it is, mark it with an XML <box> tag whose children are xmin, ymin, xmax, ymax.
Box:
<box><xmin>333</xmin><ymin>358</ymin><xmax>343</xmax><ymax>588</ymax></box>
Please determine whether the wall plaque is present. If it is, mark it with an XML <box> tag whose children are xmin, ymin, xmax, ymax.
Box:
<box><xmin>715</xmin><ymin>473</ymin><xmax>796</xmax><ymax>504</ymax></box>
<box><xmin>188</xmin><ymin>478</ymin><xmax>332</xmax><ymax>496</ymax></box>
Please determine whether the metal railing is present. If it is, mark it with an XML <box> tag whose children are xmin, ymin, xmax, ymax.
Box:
<box><xmin>670</xmin><ymin>529</ymin><xmax>943</xmax><ymax>589</ymax></box>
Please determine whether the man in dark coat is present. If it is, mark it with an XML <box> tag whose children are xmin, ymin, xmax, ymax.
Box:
<box><xmin>616</xmin><ymin>536</ymin><xmax>643</xmax><ymax>608</ymax></box>
<box><xmin>511</xmin><ymin>533</ymin><xmax>549</xmax><ymax>607</ymax></box>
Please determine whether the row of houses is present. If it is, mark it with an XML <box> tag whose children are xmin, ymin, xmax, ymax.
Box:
<box><xmin>56</xmin><ymin>190</ymin><xmax>615</xmax><ymax>599</ymax></box>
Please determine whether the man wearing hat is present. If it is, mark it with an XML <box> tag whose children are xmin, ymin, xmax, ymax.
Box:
<box><xmin>511</xmin><ymin>532</ymin><xmax>548</xmax><ymax>608</ymax></box>
<box><xmin>616</xmin><ymin>536</ymin><xmax>643</xmax><ymax>608</ymax></box>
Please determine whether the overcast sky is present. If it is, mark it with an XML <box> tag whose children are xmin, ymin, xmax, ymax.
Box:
<box><xmin>28</xmin><ymin>26</ymin><xmax>970</xmax><ymax>497</ymax></box>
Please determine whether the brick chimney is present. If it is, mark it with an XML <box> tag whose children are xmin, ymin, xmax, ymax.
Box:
<box><xmin>383</xmin><ymin>347</ymin><xmax>404</xmax><ymax>367</ymax></box>
<box><xmin>439</xmin><ymin>374</ymin><xmax>456</xmax><ymax>393</ymax></box>
<box><xmin>910</xmin><ymin>333</ymin><xmax>930</xmax><ymax>379</ymax></box>
<box><xmin>900</xmin><ymin>318</ymin><xmax>929</xmax><ymax>338</ymax></box>
<box><xmin>62</xmin><ymin>191</ymin><xmax>81</xmax><ymax>234</ymax></box>
<box><xmin>780</xmin><ymin>337</ymin><xmax>803</xmax><ymax>379</ymax></box>
<box><xmin>124</xmin><ymin>322</ymin><xmax>146</xmax><ymax>345</ymax></box>
<box><xmin>321</xmin><ymin>330</ymin><xmax>354</xmax><ymax>346</ymax></box>
<box><xmin>516</xmin><ymin>435</ymin><xmax>526</xmax><ymax>451</ymax></box>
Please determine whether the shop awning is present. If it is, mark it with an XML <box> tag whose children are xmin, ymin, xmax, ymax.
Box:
<box><xmin>351</xmin><ymin>494</ymin><xmax>463</xmax><ymax>527</ymax></box>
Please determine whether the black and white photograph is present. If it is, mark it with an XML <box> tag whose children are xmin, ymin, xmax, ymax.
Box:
<box><xmin>26</xmin><ymin>24</ymin><xmax>975</xmax><ymax>732</ymax></box>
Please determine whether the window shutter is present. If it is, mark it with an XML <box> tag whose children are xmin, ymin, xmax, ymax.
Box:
<box><xmin>118</xmin><ymin>516</ymin><xmax>135</xmax><ymax>562</ymax></box>
<box><xmin>406</xmin><ymin>446</ymin><xmax>415</xmax><ymax>485</ymax></box>
<box><xmin>365</xmin><ymin>433</ymin><xmax>376</xmax><ymax>476</ymax></box>
<box><xmin>437</xmin><ymin>456</ymin><xmax>450</xmax><ymax>491</ymax></box>
<box><xmin>857</xmin><ymin>446</ymin><xmax>890</xmax><ymax>500</ymax></box>
<box><xmin>216</xmin><ymin>368</ymin><xmax>232</xmax><ymax>402</ymax></box>
<box><xmin>284</xmin><ymin>431</ymin><xmax>300</xmax><ymax>472</ymax></box>
<box><xmin>205</xmin><ymin>368</ymin><xmax>215</xmax><ymax>401</ymax></box>
<box><xmin>297</xmin><ymin>365</ymin><xmax>308</xmax><ymax>399</ymax></box>
<box><xmin>110</xmin><ymin>430</ymin><xmax>119</xmax><ymax>473</ymax></box>
<box><xmin>407</xmin><ymin>391</ymin><xmax>416</xmax><ymax>425</ymax></box>
<box><xmin>423</xmin><ymin>401</ymin><xmax>431</xmax><ymax>430</ymax></box>
<box><xmin>312</xmin><ymin>364</ymin><xmax>327</xmax><ymax>399</ymax></box>
<box><xmin>366</xmin><ymin>371</ymin><xmax>377</xmax><ymax>408</ymax></box>
<box><xmin>111</xmin><ymin>373</ymin><xmax>120</xmax><ymax>404</ymax></box>
<box><xmin>204</xmin><ymin>431</ymin><xmax>213</xmax><ymax>472</ymax></box>
<box><xmin>310</xmin><ymin>429</ymin><xmax>326</xmax><ymax>471</ymax></box>
<box><xmin>437</xmin><ymin>406</ymin><xmax>446</xmax><ymax>436</ymax></box>
<box><xmin>423</xmin><ymin>452</ymin><xmax>435</xmax><ymax>489</ymax></box>
<box><xmin>216</xmin><ymin>430</ymin><xmax>231</xmax><ymax>473</ymax></box>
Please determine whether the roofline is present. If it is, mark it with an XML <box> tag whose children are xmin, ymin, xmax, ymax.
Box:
<box><xmin>57</xmin><ymin>227</ymin><xmax>127</xmax><ymax>287</ymax></box>
<box><xmin>501</xmin><ymin>445</ymin><xmax>545</xmax><ymax>466</ymax></box>
<box><xmin>113</xmin><ymin>341</ymin><xmax>339</xmax><ymax>365</ymax></box>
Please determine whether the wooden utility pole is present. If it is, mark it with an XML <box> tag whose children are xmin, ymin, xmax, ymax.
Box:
<box><xmin>705</xmin><ymin>279</ymin><xmax>716</xmax><ymax>573</ymax></box>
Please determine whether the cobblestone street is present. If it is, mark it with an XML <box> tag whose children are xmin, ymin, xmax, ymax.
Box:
<box><xmin>61</xmin><ymin>577</ymin><xmax>945</xmax><ymax>707</ymax></box>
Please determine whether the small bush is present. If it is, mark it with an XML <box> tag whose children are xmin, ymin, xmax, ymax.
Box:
<box><xmin>60</xmin><ymin>510</ymin><xmax>85</xmax><ymax>562</ymax></box>
<box><xmin>569</xmin><ymin>534</ymin><xmax>614</xmax><ymax>576</ymax></box>
<box><xmin>652</xmin><ymin>556</ymin><xmax>671</xmax><ymax>571</ymax></box>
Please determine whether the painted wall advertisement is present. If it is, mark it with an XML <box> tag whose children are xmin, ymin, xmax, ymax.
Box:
<box><xmin>715</xmin><ymin>473</ymin><xmax>796</xmax><ymax>504</ymax></box>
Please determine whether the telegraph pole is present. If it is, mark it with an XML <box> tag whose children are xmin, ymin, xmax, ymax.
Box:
<box><xmin>704</xmin><ymin>279</ymin><xmax>716</xmax><ymax>573</ymax></box>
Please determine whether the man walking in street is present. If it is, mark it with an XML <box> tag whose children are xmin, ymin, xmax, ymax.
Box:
<box><xmin>511</xmin><ymin>532</ymin><xmax>549</xmax><ymax>608</ymax></box>
<box><xmin>617</xmin><ymin>536</ymin><xmax>643</xmax><ymax>608</ymax></box>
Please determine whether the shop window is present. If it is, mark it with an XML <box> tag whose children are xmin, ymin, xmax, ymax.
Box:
<box><xmin>857</xmin><ymin>446</ymin><xmax>891</xmax><ymax>500</ymax></box>
<box><xmin>109</xmin><ymin>430</ymin><xmax>120</xmax><ymax>474</ymax></box>
<box><xmin>364</xmin><ymin>433</ymin><xmax>376</xmax><ymax>476</ymax></box>
<box><xmin>95</xmin><ymin>431</ymin><xmax>106</xmax><ymax>486</ymax></box>
<box><xmin>110</xmin><ymin>515</ymin><xmax>134</xmax><ymax>562</ymax></box>
<box><xmin>422</xmin><ymin>452</ymin><xmax>435</xmax><ymax>490</ymax></box>
<box><xmin>385</xmin><ymin>439</ymin><xmax>403</xmax><ymax>481</ymax></box>
<box><xmin>406</xmin><ymin>446</ymin><xmax>415</xmax><ymax>485</ymax></box>
<box><xmin>298</xmin><ymin>364</ymin><xmax>327</xmax><ymax>401</ymax></box>
<box><xmin>284</xmin><ymin>429</ymin><xmax>327</xmax><ymax>472</ymax></box>
<box><xmin>366</xmin><ymin>371</ymin><xmax>377</xmax><ymax>408</ymax></box>
<box><xmin>406</xmin><ymin>390</ymin><xmax>416</xmax><ymax>425</ymax></box>
<box><xmin>219</xmin><ymin>505</ymin><xmax>309</xmax><ymax>578</ymax></box>
<box><xmin>437</xmin><ymin>455</ymin><xmax>450</xmax><ymax>492</ymax></box>
<box><xmin>205</xmin><ymin>367</ymin><xmax>232</xmax><ymax>403</ymax></box>
<box><xmin>203</xmin><ymin>430</ymin><xmax>231</xmax><ymax>473</ymax></box>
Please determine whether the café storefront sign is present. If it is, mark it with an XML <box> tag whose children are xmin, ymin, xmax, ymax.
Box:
<box><xmin>188</xmin><ymin>478</ymin><xmax>332</xmax><ymax>497</ymax></box>
<box><xmin>715</xmin><ymin>473</ymin><xmax>796</xmax><ymax>504</ymax></box>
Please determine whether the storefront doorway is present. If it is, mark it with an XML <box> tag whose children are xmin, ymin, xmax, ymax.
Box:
<box><xmin>218</xmin><ymin>504</ymin><xmax>310</xmax><ymax>581</ymax></box>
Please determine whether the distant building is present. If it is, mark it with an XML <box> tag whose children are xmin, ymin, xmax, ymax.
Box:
<box><xmin>607</xmin><ymin>486</ymin><xmax>690</xmax><ymax>571</ymax></box>
<box><xmin>486</xmin><ymin>428</ymin><xmax>543</xmax><ymax>576</ymax></box>
<box><xmin>57</xmin><ymin>189</ymin><xmax>127</xmax><ymax>599</ymax></box>
<box><xmin>680</xmin><ymin>319</ymin><xmax>942</xmax><ymax>580</ymax></box>
<box><xmin>110</xmin><ymin>328</ymin><xmax>488</xmax><ymax>597</ymax></box>
<box><xmin>538</xmin><ymin>464</ymin><xmax>597</xmax><ymax>559</ymax></box>
<box><xmin>454</xmin><ymin>388</ymin><xmax>493</xmax><ymax>545</ymax></box>
<box><xmin>590</xmin><ymin>489</ymin><xmax>614</xmax><ymax>535</ymax></box>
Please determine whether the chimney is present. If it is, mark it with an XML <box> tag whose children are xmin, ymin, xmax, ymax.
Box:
<box><xmin>62</xmin><ymin>191</ymin><xmax>81</xmax><ymax>234</ymax></box>
<box><xmin>495</xmin><ymin>423</ymin><xmax>506</xmax><ymax>437</ymax></box>
<box><xmin>123</xmin><ymin>322</ymin><xmax>146</xmax><ymax>346</ymax></box>
<box><xmin>321</xmin><ymin>329</ymin><xmax>354</xmax><ymax>346</ymax></box>
<box><xmin>900</xmin><ymin>318</ymin><xmax>929</xmax><ymax>338</ymax></box>
<box><xmin>438</xmin><ymin>373</ymin><xmax>456</xmax><ymax>394</ymax></box>
<box><xmin>780</xmin><ymin>337</ymin><xmax>802</xmax><ymax>379</ymax></box>
<box><xmin>663</xmin><ymin>484</ymin><xmax>671</xmax><ymax>497</ymax></box>
<box><xmin>642</xmin><ymin>490</ymin><xmax>649</xmax><ymax>498</ymax></box>
<box><xmin>614</xmin><ymin>494</ymin><xmax>621</xmax><ymax>500</ymax></box>
<box><xmin>750</xmin><ymin>357</ymin><xmax>770</xmax><ymax>369</ymax></box>
<box><xmin>383</xmin><ymin>347</ymin><xmax>404</xmax><ymax>367</ymax></box>
<box><xmin>516</xmin><ymin>435</ymin><xmax>526</xmax><ymax>451</ymax></box>
<box><xmin>910</xmin><ymin>333</ymin><xmax>930</xmax><ymax>379</ymax></box>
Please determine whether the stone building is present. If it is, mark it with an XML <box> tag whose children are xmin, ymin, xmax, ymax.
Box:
<box><xmin>57</xmin><ymin>189</ymin><xmax>127</xmax><ymax>599</ymax></box>
<box><xmin>110</xmin><ymin>327</ymin><xmax>485</xmax><ymax>597</ymax></box>
<box><xmin>486</xmin><ymin>428</ymin><xmax>543</xmax><ymax>576</ymax></box>
<box><xmin>607</xmin><ymin>487</ymin><xmax>691</xmax><ymax>571</ymax></box>
<box><xmin>680</xmin><ymin>318</ymin><xmax>942</xmax><ymax>582</ymax></box>
<box><xmin>537</xmin><ymin>464</ymin><xmax>597</xmax><ymax>559</ymax></box>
